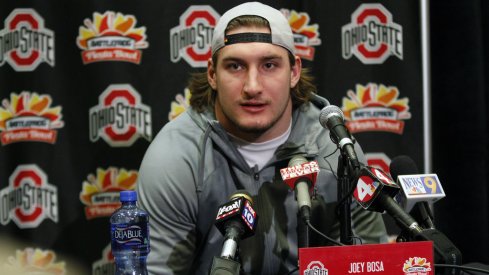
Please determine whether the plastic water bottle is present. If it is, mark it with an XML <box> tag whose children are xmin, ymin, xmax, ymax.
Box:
<box><xmin>110</xmin><ymin>190</ymin><xmax>150</xmax><ymax>275</ymax></box>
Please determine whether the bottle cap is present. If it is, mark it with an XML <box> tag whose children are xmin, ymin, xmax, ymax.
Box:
<box><xmin>120</xmin><ymin>190</ymin><xmax>137</xmax><ymax>202</ymax></box>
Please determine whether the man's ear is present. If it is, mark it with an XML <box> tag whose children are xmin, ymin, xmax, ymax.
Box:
<box><xmin>290</xmin><ymin>55</ymin><xmax>302</xmax><ymax>88</ymax></box>
<box><xmin>207</xmin><ymin>58</ymin><xmax>217</xmax><ymax>90</ymax></box>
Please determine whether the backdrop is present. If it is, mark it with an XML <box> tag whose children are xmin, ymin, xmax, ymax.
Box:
<box><xmin>0</xmin><ymin>0</ymin><xmax>486</xmax><ymax>274</ymax></box>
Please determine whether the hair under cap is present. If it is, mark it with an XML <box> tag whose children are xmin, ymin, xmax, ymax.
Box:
<box><xmin>211</xmin><ymin>2</ymin><xmax>295</xmax><ymax>56</ymax></box>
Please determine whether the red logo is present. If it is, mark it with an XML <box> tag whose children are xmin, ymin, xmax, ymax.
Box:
<box><xmin>80</xmin><ymin>167</ymin><xmax>138</xmax><ymax>219</ymax></box>
<box><xmin>0</xmin><ymin>9</ymin><xmax>55</xmax><ymax>71</ymax></box>
<box><xmin>365</xmin><ymin>153</ymin><xmax>391</xmax><ymax>175</ymax></box>
<box><xmin>342</xmin><ymin>4</ymin><xmax>402</xmax><ymax>64</ymax></box>
<box><xmin>0</xmin><ymin>92</ymin><xmax>64</xmax><ymax>145</ymax></box>
<box><xmin>77</xmin><ymin>11</ymin><xmax>148</xmax><ymax>64</ymax></box>
<box><xmin>0</xmin><ymin>164</ymin><xmax>58</xmax><ymax>228</ymax></box>
<box><xmin>281</xmin><ymin>9</ymin><xmax>322</xmax><ymax>61</ymax></box>
<box><xmin>341</xmin><ymin>83</ymin><xmax>411</xmax><ymax>134</ymax></box>
<box><xmin>170</xmin><ymin>6</ymin><xmax>219</xmax><ymax>67</ymax></box>
<box><xmin>89</xmin><ymin>84</ymin><xmax>152</xmax><ymax>147</ymax></box>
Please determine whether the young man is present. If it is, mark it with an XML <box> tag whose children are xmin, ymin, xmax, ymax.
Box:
<box><xmin>137</xmin><ymin>2</ymin><xmax>387</xmax><ymax>274</ymax></box>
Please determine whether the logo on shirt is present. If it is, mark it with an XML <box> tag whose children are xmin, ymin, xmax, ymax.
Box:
<box><xmin>0</xmin><ymin>8</ymin><xmax>55</xmax><ymax>71</ymax></box>
<box><xmin>341</xmin><ymin>83</ymin><xmax>411</xmax><ymax>134</ymax></box>
<box><xmin>80</xmin><ymin>167</ymin><xmax>138</xmax><ymax>219</ymax></box>
<box><xmin>170</xmin><ymin>5</ymin><xmax>219</xmax><ymax>67</ymax></box>
<box><xmin>0</xmin><ymin>164</ymin><xmax>58</xmax><ymax>228</ymax></box>
<box><xmin>342</xmin><ymin>4</ymin><xmax>403</xmax><ymax>64</ymax></box>
<box><xmin>89</xmin><ymin>84</ymin><xmax>152</xmax><ymax>147</ymax></box>
<box><xmin>77</xmin><ymin>11</ymin><xmax>148</xmax><ymax>64</ymax></box>
<box><xmin>281</xmin><ymin>9</ymin><xmax>321</xmax><ymax>61</ymax></box>
<box><xmin>0</xmin><ymin>91</ymin><xmax>64</xmax><ymax>145</ymax></box>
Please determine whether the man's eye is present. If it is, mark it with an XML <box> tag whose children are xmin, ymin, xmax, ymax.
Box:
<box><xmin>264</xmin><ymin>63</ymin><xmax>276</xmax><ymax>69</ymax></box>
<box><xmin>227</xmin><ymin>63</ymin><xmax>242</xmax><ymax>70</ymax></box>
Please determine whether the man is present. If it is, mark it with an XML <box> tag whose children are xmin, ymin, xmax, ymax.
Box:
<box><xmin>137</xmin><ymin>2</ymin><xmax>387</xmax><ymax>274</ymax></box>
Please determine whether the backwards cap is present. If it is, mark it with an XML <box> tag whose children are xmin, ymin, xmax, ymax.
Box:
<box><xmin>211</xmin><ymin>2</ymin><xmax>295</xmax><ymax>56</ymax></box>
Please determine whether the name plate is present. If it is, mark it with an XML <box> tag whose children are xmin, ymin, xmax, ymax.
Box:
<box><xmin>299</xmin><ymin>241</ymin><xmax>434</xmax><ymax>275</ymax></box>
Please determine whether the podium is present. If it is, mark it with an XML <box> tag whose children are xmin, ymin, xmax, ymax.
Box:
<box><xmin>299</xmin><ymin>241</ymin><xmax>434</xmax><ymax>274</ymax></box>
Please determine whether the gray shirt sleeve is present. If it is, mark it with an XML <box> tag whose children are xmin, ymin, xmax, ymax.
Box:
<box><xmin>136</xmin><ymin>117</ymin><xmax>200</xmax><ymax>275</ymax></box>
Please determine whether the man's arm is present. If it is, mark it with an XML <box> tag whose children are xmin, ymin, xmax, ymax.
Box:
<box><xmin>136</xmin><ymin>127</ymin><xmax>200</xmax><ymax>275</ymax></box>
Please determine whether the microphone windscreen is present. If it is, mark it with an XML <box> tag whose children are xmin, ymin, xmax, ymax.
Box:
<box><xmin>389</xmin><ymin>155</ymin><xmax>419</xmax><ymax>180</ymax></box>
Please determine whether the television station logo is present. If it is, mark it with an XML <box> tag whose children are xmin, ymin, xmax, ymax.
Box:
<box><xmin>80</xmin><ymin>167</ymin><xmax>138</xmax><ymax>219</ymax></box>
<box><xmin>0</xmin><ymin>92</ymin><xmax>64</xmax><ymax>145</ymax></box>
<box><xmin>342</xmin><ymin>4</ymin><xmax>403</xmax><ymax>64</ymax></box>
<box><xmin>89</xmin><ymin>84</ymin><xmax>152</xmax><ymax>147</ymax></box>
<box><xmin>341</xmin><ymin>83</ymin><xmax>411</xmax><ymax>134</ymax></box>
<box><xmin>77</xmin><ymin>11</ymin><xmax>148</xmax><ymax>64</ymax></box>
<box><xmin>170</xmin><ymin>5</ymin><xmax>219</xmax><ymax>68</ymax></box>
<box><xmin>0</xmin><ymin>164</ymin><xmax>58</xmax><ymax>229</ymax></box>
<box><xmin>281</xmin><ymin>9</ymin><xmax>321</xmax><ymax>61</ymax></box>
<box><xmin>0</xmin><ymin>8</ymin><xmax>55</xmax><ymax>71</ymax></box>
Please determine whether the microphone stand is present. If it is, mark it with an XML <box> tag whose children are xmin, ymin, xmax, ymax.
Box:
<box><xmin>209</xmin><ymin>256</ymin><xmax>240</xmax><ymax>275</ymax></box>
<box><xmin>337</xmin><ymin>151</ymin><xmax>354</xmax><ymax>245</ymax></box>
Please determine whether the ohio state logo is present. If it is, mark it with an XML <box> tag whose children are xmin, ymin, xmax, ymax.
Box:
<box><xmin>0</xmin><ymin>9</ymin><xmax>55</xmax><ymax>71</ymax></box>
<box><xmin>304</xmin><ymin>261</ymin><xmax>329</xmax><ymax>275</ymax></box>
<box><xmin>89</xmin><ymin>84</ymin><xmax>152</xmax><ymax>147</ymax></box>
<box><xmin>342</xmin><ymin>4</ymin><xmax>402</xmax><ymax>64</ymax></box>
<box><xmin>170</xmin><ymin>5</ymin><xmax>219</xmax><ymax>67</ymax></box>
<box><xmin>365</xmin><ymin>153</ymin><xmax>391</xmax><ymax>175</ymax></box>
<box><xmin>0</xmin><ymin>164</ymin><xmax>58</xmax><ymax>228</ymax></box>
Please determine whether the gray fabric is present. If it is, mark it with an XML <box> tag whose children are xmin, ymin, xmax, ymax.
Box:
<box><xmin>136</xmin><ymin>101</ymin><xmax>388</xmax><ymax>275</ymax></box>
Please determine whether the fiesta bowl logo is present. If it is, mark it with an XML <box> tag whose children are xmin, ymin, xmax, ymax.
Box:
<box><xmin>403</xmin><ymin>257</ymin><xmax>432</xmax><ymax>274</ymax></box>
<box><xmin>80</xmin><ymin>167</ymin><xmax>138</xmax><ymax>219</ymax></box>
<box><xmin>281</xmin><ymin>9</ymin><xmax>321</xmax><ymax>61</ymax></box>
<box><xmin>0</xmin><ymin>8</ymin><xmax>55</xmax><ymax>71</ymax></box>
<box><xmin>89</xmin><ymin>84</ymin><xmax>152</xmax><ymax>147</ymax></box>
<box><xmin>170</xmin><ymin>5</ymin><xmax>219</xmax><ymax>67</ymax></box>
<box><xmin>77</xmin><ymin>11</ymin><xmax>148</xmax><ymax>64</ymax></box>
<box><xmin>342</xmin><ymin>4</ymin><xmax>402</xmax><ymax>64</ymax></box>
<box><xmin>0</xmin><ymin>164</ymin><xmax>58</xmax><ymax>229</ymax></box>
<box><xmin>0</xmin><ymin>92</ymin><xmax>64</xmax><ymax>145</ymax></box>
<box><xmin>168</xmin><ymin>88</ymin><xmax>191</xmax><ymax>121</ymax></box>
<box><xmin>341</xmin><ymin>83</ymin><xmax>411</xmax><ymax>134</ymax></box>
<box><xmin>2</xmin><ymin>248</ymin><xmax>66</xmax><ymax>274</ymax></box>
<box><xmin>304</xmin><ymin>261</ymin><xmax>329</xmax><ymax>275</ymax></box>
<box><xmin>92</xmin><ymin>244</ymin><xmax>115</xmax><ymax>275</ymax></box>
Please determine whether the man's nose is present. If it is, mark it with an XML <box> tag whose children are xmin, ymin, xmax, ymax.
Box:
<box><xmin>242</xmin><ymin>67</ymin><xmax>263</xmax><ymax>97</ymax></box>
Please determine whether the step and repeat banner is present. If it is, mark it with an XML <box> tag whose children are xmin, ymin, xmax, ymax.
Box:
<box><xmin>0</xmin><ymin>1</ymin><xmax>425</xmax><ymax>273</ymax></box>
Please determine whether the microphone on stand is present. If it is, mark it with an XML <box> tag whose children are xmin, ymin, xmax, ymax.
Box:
<box><xmin>390</xmin><ymin>155</ymin><xmax>446</xmax><ymax>229</ymax></box>
<box><xmin>353</xmin><ymin>166</ymin><xmax>423</xmax><ymax>235</ymax></box>
<box><xmin>319</xmin><ymin>105</ymin><xmax>359</xmax><ymax>168</ymax></box>
<box><xmin>209</xmin><ymin>190</ymin><xmax>258</xmax><ymax>275</ymax></box>
<box><xmin>280</xmin><ymin>156</ymin><xmax>319</xmax><ymax>223</ymax></box>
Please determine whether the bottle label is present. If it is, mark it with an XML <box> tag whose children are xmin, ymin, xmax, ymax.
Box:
<box><xmin>111</xmin><ymin>222</ymin><xmax>149</xmax><ymax>253</ymax></box>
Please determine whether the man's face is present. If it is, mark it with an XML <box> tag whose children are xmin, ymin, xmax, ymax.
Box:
<box><xmin>208</xmin><ymin>26</ymin><xmax>301</xmax><ymax>142</ymax></box>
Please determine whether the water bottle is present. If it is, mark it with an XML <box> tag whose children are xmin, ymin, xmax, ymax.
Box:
<box><xmin>110</xmin><ymin>190</ymin><xmax>150</xmax><ymax>275</ymax></box>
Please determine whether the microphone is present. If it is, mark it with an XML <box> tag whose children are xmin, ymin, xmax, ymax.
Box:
<box><xmin>390</xmin><ymin>155</ymin><xmax>446</xmax><ymax>229</ymax></box>
<box><xmin>353</xmin><ymin>166</ymin><xmax>423</xmax><ymax>235</ymax></box>
<box><xmin>210</xmin><ymin>191</ymin><xmax>258</xmax><ymax>275</ymax></box>
<box><xmin>214</xmin><ymin>190</ymin><xmax>257</xmax><ymax>259</ymax></box>
<box><xmin>279</xmin><ymin>156</ymin><xmax>319</xmax><ymax>222</ymax></box>
<box><xmin>319</xmin><ymin>105</ymin><xmax>359</xmax><ymax>168</ymax></box>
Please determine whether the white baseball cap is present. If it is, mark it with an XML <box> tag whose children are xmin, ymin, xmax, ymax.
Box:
<box><xmin>211</xmin><ymin>2</ymin><xmax>295</xmax><ymax>56</ymax></box>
